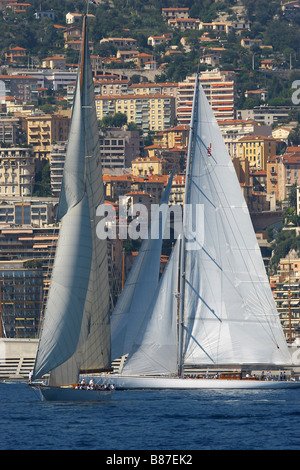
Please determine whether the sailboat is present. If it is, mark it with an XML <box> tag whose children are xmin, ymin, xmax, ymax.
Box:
<box><xmin>30</xmin><ymin>16</ymin><xmax>112</xmax><ymax>401</ymax></box>
<box><xmin>100</xmin><ymin>74</ymin><xmax>300</xmax><ymax>390</ymax></box>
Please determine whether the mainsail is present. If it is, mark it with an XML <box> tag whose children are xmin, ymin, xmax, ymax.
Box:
<box><xmin>32</xmin><ymin>17</ymin><xmax>110</xmax><ymax>385</ymax></box>
<box><xmin>180</xmin><ymin>75</ymin><xmax>291</xmax><ymax>368</ymax></box>
<box><xmin>110</xmin><ymin>172</ymin><xmax>174</xmax><ymax>361</ymax></box>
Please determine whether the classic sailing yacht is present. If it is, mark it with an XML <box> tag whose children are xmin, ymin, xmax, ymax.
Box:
<box><xmin>101</xmin><ymin>74</ymin><xmax>300</xmax><ymax>390</ymax></box>
<box><xmin>30</xmin><ymin>16</ymin><xmax>112</xmax><ymax>401</ymax></box>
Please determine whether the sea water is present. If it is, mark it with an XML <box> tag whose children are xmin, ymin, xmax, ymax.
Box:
<box><xmin>0</xmin><ymin>381</ymin><xmax>299</xmax><ymax>451</ymax></box>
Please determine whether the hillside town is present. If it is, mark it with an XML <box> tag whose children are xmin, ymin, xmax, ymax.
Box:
<box><xmin>0</xmin><ymin>0</ymin><xmax>300</xmax><ymax>356</ymax></box>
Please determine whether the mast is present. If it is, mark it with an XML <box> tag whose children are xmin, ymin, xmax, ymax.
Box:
<box><xmin>122</xmin><ymin>248</ymin><xmax>125</xmax><ymax>291</ymax></box>
<box><xmin>178</xmin><ymin>74</ymin><xmax>200</xmax><ymax>377</ymax></box>
<box><xmin>288</xmin><ymin>259</ymin><xmax>292</xmax><ymax>344</ymax></box>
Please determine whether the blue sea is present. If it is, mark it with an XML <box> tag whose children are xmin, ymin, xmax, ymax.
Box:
<box><xmin>0</xmin><ymin>381</ymin><xmax>299</xmax><ymax>451</ymax></box>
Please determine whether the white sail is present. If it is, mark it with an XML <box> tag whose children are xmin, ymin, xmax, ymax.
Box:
<box><xmin>123</xmin><ymin>237</ymin><xmax>180</xmax><ymax>376</ymax></box>
<box><xmin>33</xmin><ymin>17</ymin><xmax>110</xmax><ymax>385</ymax></box>
<box><xmin>111</xmin><ymin>173</ymin><xmax>174</xmax><ymax>361</ymax></box>
<box><xmin>181</xmin><ymin>77</ymin><xmax>291</xmax><ymax>367</ymax></box>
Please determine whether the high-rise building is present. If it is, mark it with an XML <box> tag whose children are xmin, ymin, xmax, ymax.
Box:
<box><xmin>99</xmin><ymin>129</ymin><xmax>142</xmax><ymax>170</ymax></box>
<box><xmin>238</xmin><ymin>135</ymin><xmax>277</xmax><ymax>171</ymax></box>
<box><xmin>25</xmin><ymin>114</ymin><xmax>70</xmax><ymax>162</ymax></box>
<box><xmin>0</xmin><ymin>147</ymin><xmax>35</xmax><ymax>197</ymax></box>
<box><xmin>0</xmin><ymin>260</ymin><xmax>43</xmax><ymax>338</ymax></box>
<box><xmin>95</xmin><ymin>94</ymin><xmax>176</xmax><ymax>132</ymax></box>
<box><xmin>177</xmin><ymin>70</ymin><xmax>236</xmax><ymax>124</ymax></box>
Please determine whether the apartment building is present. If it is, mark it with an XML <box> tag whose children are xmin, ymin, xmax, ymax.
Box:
<box><xmin>153</xmin><ymin>124</ymin><xmax>189</xmax><ymax>150</ymax></box>
<box><xmin>128</xmin><ymin>82</ymin><xmax>179</xmax><ymax>105</ymax></box>
<box><xmin>267</xmin><ymin>150</ymin><xmax>300</xmax><ymax>201</ymax></box>
<box><xmin>237</xmin><ymin>135</ymin><xmax>277</xmax><ymax>171</ymax></box>
<box><xmin>162</xmin><ymin>7</ymin><xmax>189</xmax><ymax>19</ymax></box>
<box><xmin>0</xmin><ymin>260</ymin><xmax>43</xmax><ymax>338</ymax></box>
<box><xmin>237</xmin><ymin>106</ymin><xmax>291</xmax><ymax>126</ymax></box>
<box><xmin>103</xmin><ymin>173</ymin><xmax>169</xmax><ymax>204</ymax></box>
<box><xmin>271</xmin><ymin>253</ymin><xmax>300</xmax><ymax>342</ymax></box>
<box><xmin>218</xmin><ymin>119</ymin><xmax>272</xmax><ymax>158</ymax></box>
<box><xmin>168</xmin><ymin>18</ymin><xmax>200</xmax><ymax>30</ymax></box>
<box><xmin>42</xmin><ymin>56</ymin><xmax>67</xmax><ymax>70</ymax></box>
<box><xmin>199</xmin><ymin>21</ymin><xmax>233</xmax><ymax>34</ymax></box>
<box><xmin>94</xmin><ymin>79</ymin><xmax>130</xmax><ymax>96</ymax></box>
<box><xmin>0</xmin><ymin>147</ymin><xmax>35</xmax><ymax>197</ymax></box>
<box><xmin>177</xmin><ymin>71</ymin><xmax>236</xmax><ymax>124</ymax></box>
<box><xmin>0</xmin><ymin>75</ymin><xmax>38</xmax><ymax>104</ymax></box>
<box><xmin>144</xmin><ymin>144</ymin><xmax>186</xmax><ymax>174</ymax></box>
<box><xmin>0</xmin><ymin>225</ymin><xmax>59</xmax><ymax>333</ymax></box>
<box><xmin>0</xmin><ymin>199</ymin><xmax>56</xmax><ymax>226</ymax></box>
<box><xmin>169</xmin><ymin>173</ymin><xmax>185</xmax><ymax>207</ymax></box>
<box><xmin>0</xmin><ymin>116</ymin><xmax>26</xmax><ymax>145</ymax></box>
<box><xmin>95</xmin><ymin>94</ymin><xmax>176</xmax><ymax>132</ymax></box>
<box><xmin>25</xmin><ymin>114</ymin><xmax>70</xmax><ymax>161</ymax></box>
<box><xmin>5</xmin><ymin>98</ymin><xmax>35</xmax><ymax>115</ymax></box>
<box><xmin>66</xmin><ymin>78</ymin><xmax>130</xmax><ymax>104</ymax></box>
<box><xmin>99</xmin><ymin>129</ymin><xmax>142</xmax><ymax>170</ymax></box>
<box><xmin>50</xmin><ymin>141</ymin><xmax>67</xmax><ymax>197</ymax></box>
<box><xmin>100</xmin><ymin>37</ymin><xmax>138</xmax><ymax>50</ymax></box>
<box><xmin>131</xmin><ymin>156</ymin><xmax>166</xmax><ymax>177</ymax></box>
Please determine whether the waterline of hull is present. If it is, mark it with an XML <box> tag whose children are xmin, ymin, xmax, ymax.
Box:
<box><xmin>100</xmin><ymin>375</ymin><xmax>300</xmax><ymax>390</ymax></box>
<box><xmin>31</xmin><ymin>385</ymin><xmax>111</xmax><ymax>402</ymax></box>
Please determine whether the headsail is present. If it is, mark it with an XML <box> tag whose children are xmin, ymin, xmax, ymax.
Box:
<box><xmin>110</xmin><ymin>172</ymin><xmax>174</xmax><ymax>361</ymax></box>
<box><xmin>122</xmin><ymin>237</ymin><xmax>180</xmax><ymax>376</ymax></box>
<box><xmin>180</xmin><ymin>76</ymin><xmax>291</xmax><ymax>367</ymax></box>
<box><xmin>32</xmin><ymin>17</ymin><xmax>110</xmax><ymax>385</ymax></box>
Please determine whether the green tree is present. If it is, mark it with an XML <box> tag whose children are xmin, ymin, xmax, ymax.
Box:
<box><xmin>33</xmin><ymin>162</ymin><xmax>52</xmax><ymax>197</ymax></box>
<box><xmin>99</xmin><ymin>113</ymin><xmax>128</xmax><ymax>129</ymax></box>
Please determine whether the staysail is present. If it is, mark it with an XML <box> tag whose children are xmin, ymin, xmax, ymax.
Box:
<box><xmin>122</xmin><ymin>237</ymin><xmax>180</xmax><ymax>376</ymax></box>
<box><xmin>180</xmin><ymin>76</ymin><xmax>291</xmax><ymax>367</ymax></box>
<box><xmin>32</xmin><ymin>17</ymin><xmax>110</xmax><ymax>385</ymax></box>
<box><xmin>110</xmin><ymin>172</ymin><xmax>174</xmax><ymax>361</ymax></box>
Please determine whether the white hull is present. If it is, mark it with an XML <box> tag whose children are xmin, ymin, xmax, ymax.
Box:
<box><xmin>32</xmin><ymin>385</ymin><xmax>111</xmax><ymax>402</ymax></box>
<box><xmin>100</xmin><ymin>375</ymin><xmax>300</xmax><ymax>390</ymax></box>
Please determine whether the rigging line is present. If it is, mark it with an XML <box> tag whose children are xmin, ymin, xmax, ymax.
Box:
<box><xmin>185</xmin><ymin>278</ymin><xmax>222</xmax><ymax>322</ymax></box>
<box><xmin>190</xmin><ymin>179</ymin><xmax>216</xmax><ymax>208</ymax></box>
<box><xmin>183</xmin><ymin>326</ymin><xmax>215</xmax><ymax>364</ymax></box>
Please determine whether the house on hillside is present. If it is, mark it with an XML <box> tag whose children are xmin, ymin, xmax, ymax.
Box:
<box><xmin>42</xmin><ymin>56</ymin><xmax>67</xmax><ymax>70</ymax></box>
<box><xmin>5</xmin><ymin>46</ymin><xmax>26</xmax><ymax>65</ymax></box>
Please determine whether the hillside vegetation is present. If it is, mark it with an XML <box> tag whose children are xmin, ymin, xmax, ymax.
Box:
<box><xmin>0</xmin><ymin>0</ymin><xmax>300</xmax><ymax>106</ymax></box>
